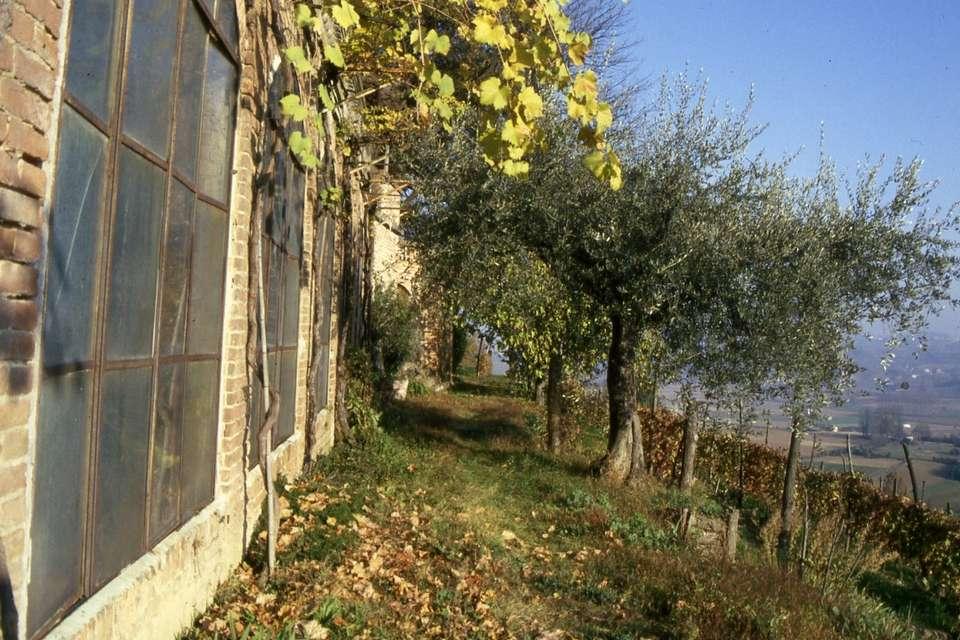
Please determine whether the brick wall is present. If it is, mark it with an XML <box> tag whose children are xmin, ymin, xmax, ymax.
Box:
<box><xmin>0</xmin><ymin>0</ymin><xmax>61</xmax><ymax>633</ymax></box>
<box><xmin>0</xmin><ymin>0</ymin><xmax>343</xmax><ymax>636</ymax></box>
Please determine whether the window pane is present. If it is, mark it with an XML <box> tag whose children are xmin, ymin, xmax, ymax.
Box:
<box><xmin>281</xmin><ymin>257</ymin><xmax>299</xmax><ymax>346</ymax></box>
<box><xmin>173</xmin><ymin>2</ymin><xmax>207</xmax><ymax>180</ymax></box>
<box><xmin>105</xmin><ymin>148</ymin><xmax>165</xmax><ymax>359</ymax></box>
<box><xmin>266</xmin><ymin>243</ymin><xmax>281</xmax><ymax>348</ymax></box>
<box><xmin>180</xmin><ymin>360</ymin><xmax>219</xmax><ymax>517</ymax></box>
<box><xmin>266</xmin><ymin>150</ymin><xmax>286</xmax><ymax>248</ymax></box>
<box><xmin>216</xmin><ymin>0</ymin><xmax>238</xmax><ymax>52</ymax></box>
<box><xmin>186</xmin><ymin>203</ymin><xmax>227</xmax><ymax>354</ymax></box>
<box><xmin>150</xmin><ymin>363</ymin><xmax>184</xmax><ymax>542</ymax></box>
<box><xmin>122</xmin><ymin>0</ymin><xmax>179</xmax><ymax>157</ymax></box>
<box><xmin>65</xmin><ymin>0</ymin><xmax>121</xmax><ymax>121</ymax></box>
<box><xmin>27</xmin><ymin>371</ymin><xmax>91</xmax><ymax>637</ymax></box>
<box><xmin>197</xmin><ymin>43</ymin><xmax>237</xmax><ymax>202</ymax></box>
<box><xmin>276</xmin><ymin>349</ymin><xmax>297</xmax><ymax>443</ymax></box>
<box><xmin>158</xmin><ymin>181</ymin><xmax>194</xmax><ymax>355</ymax></box>
<box><xmin>93</xmin><ymin>367</ymin><xmax>151</xmax><ymax>588</ymax></box>
<box><xmin>43</xmin><ymin>107</ymin><xmax>107</xmax><ymax>367</ymax></box>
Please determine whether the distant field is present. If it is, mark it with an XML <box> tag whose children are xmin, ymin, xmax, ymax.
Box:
<box><xmin>751</xmin><ymin>427</ymin><xmax>960</xmax><ymax>510</ymax></box>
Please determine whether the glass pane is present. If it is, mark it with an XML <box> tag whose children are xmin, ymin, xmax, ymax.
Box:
<box><xmin>150</xmin><ymin>363</ymin><xmax>184</xmax><ymax>542</ymax></box>
<box><xmin>216</xmin><ymin>0</ymin><xmax>238</xmax><ymax>52</ymax></box>
<box><xmin>266</xmin><ymin>352</ymin><xmax>278</xmax><ymax>448</ymax></box>
<box><xmin>247</xmin><ymin>372</ymin><xmax>263</xmax><ymax>469</ymax></box>
<box><xmin>266</xmin><ymin>243</ymin><xmax>281</xmax><ymax>348</ymax></box>
<box><xmin>65</xmin><ymin>0</ymin><xmax>121</xmax><ymax>121</ymax></box>
<box><xmin>289</xmin><ymin>169</ymin><xmax>304</xmax><ymax>256</ymax></box>
<box><xmin>122</xmin><ymin>0</ymin><xmax>179</xmax><ymax>157</ymax></box>
<box><xmin>105</xmin><ymin>147</ymin><xmax>165</xmax><ymax>359</ymax></box>
<box><xmin>93</xmin><ymin>367</ymin><xmax>151</xmax><ymax>588</ymax></box>
<box><xmin>186</xmin><ymin>203</ymin><xmax>227</xmax><ymax>354</ymax></box>
<box><xmin>197</xmin><ymin>0</ymin><xmax>214</xmax><ymax>18</ymax></box>
<box><xmin>173</xmin><ymin>2</ymin><xmax>207</xmax><ymax>180</ymax></box>
<box><xmin>180</xmin><ymin>360</ymin><xmax>219</xmax><ymax>517</ymax></box>
<box><xmin>27</xmin><ymin>371</ymin><xmax>91</xmax><ymax>637</ymax></box>
<box><xmin>281</xmin><ymin>257</ymin><xmax>299</xmax><ymax>346</ymax></box>
<box><xmin>158</xmin><ymin>181</ymin><xmax>194</xmax><ymax>355</ymax></box>
<box><xmin>197</xmin><ymin>43</ymin><xmax>237</xmax><ymax>202</ymax></box>
<box><xmin>267</xmin><ymin>150</ymin><xmax>286</xmax><ymax>248</ymax></box>
<box><xmin>276</xmin><ymin>349</ymin><xmax>297</xmax><ymax>443</ymax></box>
<box><xmin>43</xmin><ymin>107</ymin><xmax>107</xmax><ymax>367</ymax></box>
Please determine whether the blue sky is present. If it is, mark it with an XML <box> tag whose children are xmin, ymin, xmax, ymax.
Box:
<box><xmin>620</xmin><ymin>1</ymin><xmax>960</xmax><ymax>333</ymax></box>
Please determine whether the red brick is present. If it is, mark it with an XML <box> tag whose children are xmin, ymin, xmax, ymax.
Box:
<box><xmin>9</xmin><ymin>9</ymin><xmax>35</xmax><ymax>47</ymax></box>
<box><xmin>0</xmin><ymin>299</ymin><xmax>37</xmax><ymax>333</ymax></box>
<box><xmin>0</xmin><ymin>364</ymin><xmax>31</xmax><ymax>395</ymax></box>
<box><xmin>0</xmin><ymin>186</ymin><xmax>41</xmax><ymax>228</ymax></box>
<box><xmin>20</xmin><ymin>0</ymin><xmax>61</xmax><ymax>37</ymax></box>
<box><xmin>13</xmin><ymin>47</ymin><xmax>54</xmax><ymax>99</ymax></box>
<box><xmin>0</xmin><ymin>425</ymin><xmax>28</xmax><ymax>460</ymax></box>
<box><xmin>0</xmin><ymin>462</ymin><xmax>26</xmax><ymax>495</ymax></box>
<box><xmin>16</xmin><ymin>158</ymin><xmax>44</xmax><ymax>197</ymax></box>
<box><xmin>5</xmin><ymin>118</ymin><xmax>47</xmax><ymax>161</ymax></box>
<box><xmin>35</xmin><ymin>26</ymin><xmax>56</xmax><ymax>68</ymax></box>
<box><xmin>0</xmin><ymin>226</ymin><xmax>40</xmax><ymax>262</ymax></box>
<box><xmin>0</xmin><ymin>330</ymin><xmax>34</xmax><ymax>361</ymax></box>
<box><xmin>0</xmin><ymin>38</ymin><xmax>13</xmax><ymax>73</ymax></box>
<box><xmin>0</xmin><ymin>398</ymin><xmax>30</xmax><ymax>430</ymax></box>
<box><xmin>0</xmin><ymin>77</ymin><xmax>49</xmax><ymax>131</ymax></box>
<box><xmin>0</xmin><ymin>260</ymin><xmax>36</xmax><ymax>296</ymax></box>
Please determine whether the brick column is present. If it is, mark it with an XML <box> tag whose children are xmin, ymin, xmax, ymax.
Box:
<box><xmin>0</xmin><ymin>0</ymin><xmax>63</xmax><ymax>633</ymax></box>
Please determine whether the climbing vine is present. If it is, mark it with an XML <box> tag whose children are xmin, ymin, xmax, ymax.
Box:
<box><xmin>279</xmin><ymin>0</ymin><xmax>622</xmax><ymax>187</ymax></box>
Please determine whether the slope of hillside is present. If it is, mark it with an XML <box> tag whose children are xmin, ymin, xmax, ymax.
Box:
<box><xmin>182</xmin><ymin>379</ymin><xmax>941</xmax><ymax>640</ymax></box>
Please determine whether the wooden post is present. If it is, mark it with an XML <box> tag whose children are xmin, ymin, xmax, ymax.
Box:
<box><xmin>808</xmin><ymin>433</ymin><xmax>817</xmax><ymax>468</ymax></box>
<box><xmin>892</xmin><ymin>476</ymin><xmax>898</xmax><ymax>496</ymax></box>
<box><xmin>901</xmin><ymin>440</ymin><xmax>920</xmax><ymax>503</ymax></box>
<box><xmin>921</xmin><ymin>480</ymin><xmax>926</xmax><ymax>504</ymax></box>
<box><xmin>846</xmin><ymin>433</ymin><xmax>855</xmax><ymax>475</ymax></box>
<box><xmin>725</xmin><ymin>508</ymin><xmax>740</xmax><ymax>561</ymax></box>
<box><xmin>947</xmin><ymin>502</ymin><xmax>953</xmax><ymax>516</ymax></box>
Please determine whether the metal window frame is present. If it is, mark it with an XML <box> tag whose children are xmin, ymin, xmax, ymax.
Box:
<box><xmin>29</xmin><ymin>0</ymin><xmax>240</xmax><ymax>634</ymax></box>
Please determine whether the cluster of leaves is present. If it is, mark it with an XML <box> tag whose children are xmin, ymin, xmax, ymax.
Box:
<box><xmin>369</xmin><ymin>284</ymin><xmax>421</xmax><ymax>382</ymax></box>
<box><xmin>281</xmin><ymin>0</ymin><xmax>621</xmax><ymax>186</ymax></box>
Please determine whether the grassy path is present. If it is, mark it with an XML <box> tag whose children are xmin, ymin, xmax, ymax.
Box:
<box><xmin>183</xmin><ymin>380</ymin><xmax>924</xmax><ymax>640</ymax></box>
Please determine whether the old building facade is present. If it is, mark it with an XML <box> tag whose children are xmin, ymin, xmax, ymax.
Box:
<box><xmin>0</xmin><ymin>0</ymin><xmax>351</xmax><ymax>637</ymax></box>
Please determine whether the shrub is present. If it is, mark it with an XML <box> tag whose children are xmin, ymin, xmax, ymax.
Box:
<box><xmin>370</xmin><ymin>284</ymin><xmax>420</xmax><ymax>384</ymax></box>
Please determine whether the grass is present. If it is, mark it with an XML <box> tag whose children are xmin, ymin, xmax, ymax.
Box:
<box><xmin>183</xmin><ymin>376</ymin><xmax>937</xmax><ymax>640</ymax></box>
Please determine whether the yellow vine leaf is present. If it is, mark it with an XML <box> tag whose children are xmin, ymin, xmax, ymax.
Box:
<box><xmin>331</xmin><ymin>0</ymin><xmax>360</xmax><ymax>29</ymax></box>
<box><xmin>478</xmin><ymin>77</ymin><xmax>509</xmax><ymax>110</ymax></box>
<box><xmin>473</xmin><ymin>14</ymin><xmax>510</xmax><ymax>47</ymax></box>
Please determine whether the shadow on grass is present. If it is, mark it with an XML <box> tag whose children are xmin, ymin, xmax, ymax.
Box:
<box><xmin>448</xmin><ymin>376</ymin><xmax>520</xmax><ymax>398</ymax></box>
<box><xmin>382</xmin><ymin>397</ymin><xmax>593</xmax><ymax>481</ymax></box>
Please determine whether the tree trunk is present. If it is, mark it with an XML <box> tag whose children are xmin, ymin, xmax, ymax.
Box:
<box><xmin>255</xmin><ymin>226</ymin><xmax>278</xmax><ymax>579</ymax></box>
<box><xmin>626</xmin><ymin>411</ymin><xmax>646</xmax><ymax>486</ymax></box>
<box><xmin>902</xmin><ymin>440</ymin><xmax>920</xmax><ymax>502</ymax></box>
<box><xmin>475</xmin><ymin>335</ymin><xmax>484</xmax><ymax>377</ymax></box>
<box><xmin>777</xmin><ymin>423</ymin><xmax>803</xmax><ymax>569</ymax></box>
<box><xmin>679</xmin><ymin>415</ymin><xmax>700</xmax><ymax>491</ymax></box>
<box><xmin>599</xmin><ymin>312</ymin><xmax>637</xmax><ymax>481</ymax></box>
<box><xmin>546</xmin><ymin>349</ymin><xmax>563</xmax><ymax>453</ymax></box>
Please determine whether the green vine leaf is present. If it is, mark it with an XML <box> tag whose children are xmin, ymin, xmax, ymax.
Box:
<box><xmin>279</xmin><ymin>94</ymin><xmax>308</xmax><ymax>121</ymax></box>
<box><xmin>284</xmin><ymin>46</ymin><xmax>314</xmax><ymax>73</ymax></box>
<box><xmin>324</xmin><ymin>43</ymin><xmax>345</xmax><ymax>68</ymax></box>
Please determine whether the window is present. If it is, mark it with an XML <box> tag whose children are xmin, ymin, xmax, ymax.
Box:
<box><xmin>246</xmin><ymin>69</ymin><xmax>306</xmax><ymax>468</ymax></box>
<box><xmin>28</xmin><ymin>0</ymin><xmax>239</xmax><ymax>635</ymax></box>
